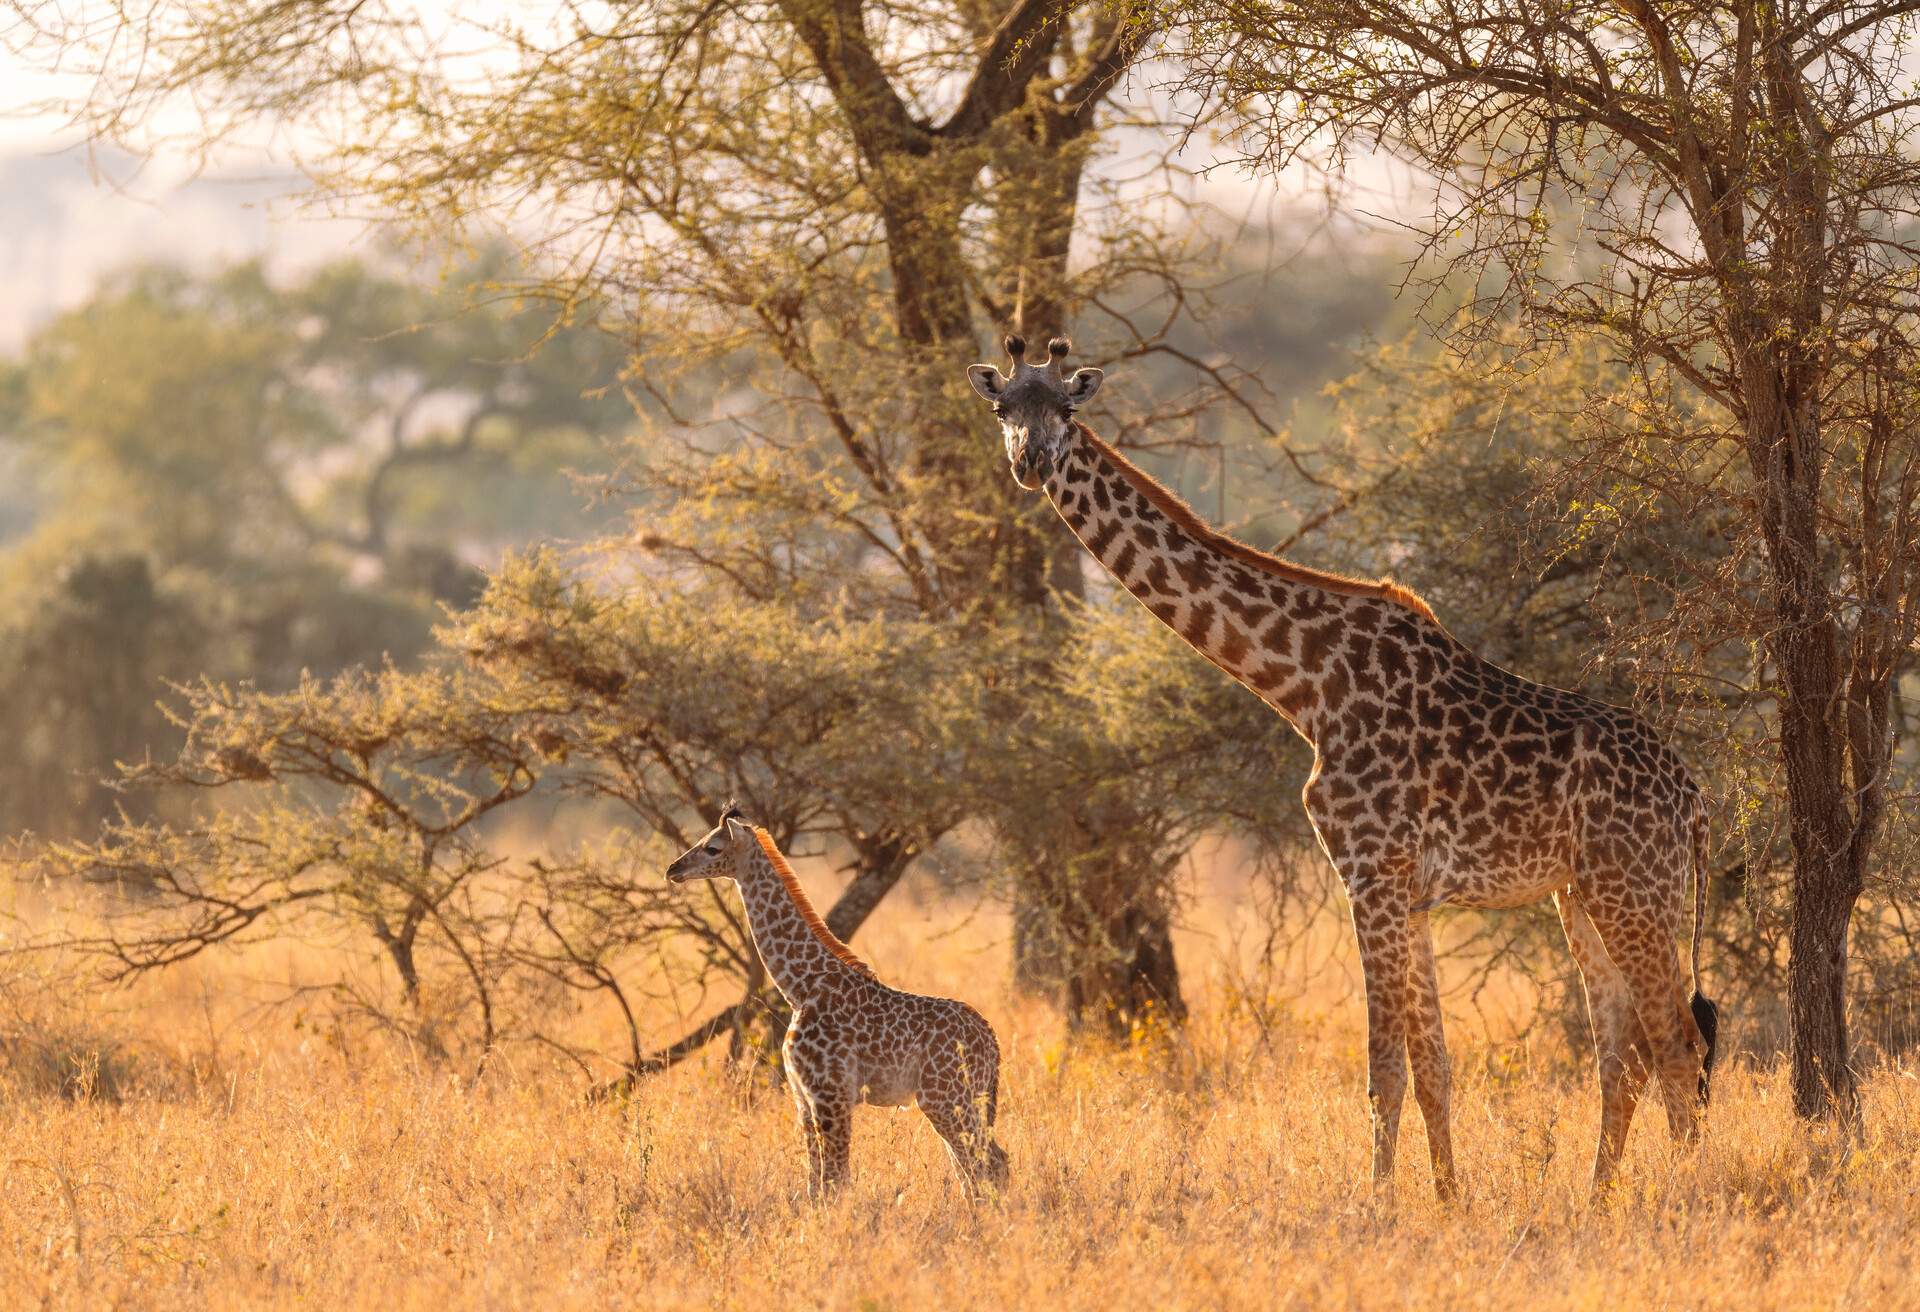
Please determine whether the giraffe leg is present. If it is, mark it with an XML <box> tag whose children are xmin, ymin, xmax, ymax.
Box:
<box><xmin>785</xmin><ymin>1056</ymin><xmax>826</xmax><ymax>1198</ymax></box>
<box><xmin>1557</xmin><ymin>891</ymin><xmax>1654</xmax><ymax>1192</ymax></box>
<box><xmin>1350</xmin><ymin>884</ymin><xmax>1413</xmax><ymax>1195</ymax></box>
<box><xmin>1581</xmin><ymin>888</ymin><xmax>1703</xmax><ymax>1148</ymax></box>
<box><xmin>785</xmin><ymin>1027</ymin><xmax>853</xmax><ymax>1201</ymax></box>
<box><xmin>972</xmin><ymin>1068</ymin><xmax>1011</xmax><ymax>1194</ymax></box>
<box><xmin>919</xmin><ymin>1026</ymin><xmax>1008</xmax><ymax>1198</ymax></box>
<box><xmin>810</xmin><ymin>1098</ymin><xmax>854</xmax><ymax>1199</ymax></box>
<box><xmin>921</xmin><ymin>1094</ymin><xmax>1007</xmax><ymax>1198</ymax></box>
<box><xmin>1405</xmin><ymin>911</ymin><xmax>1457</xmax><ymax>1201</ymax></box>
<box><xmin>788</xmin><ymin>1073</ymin><xmax>837</xmax><ymax>1200</ymax></box>
<box><xmin>796</xmin><ymin>1104</ymin><xmax>827</xmax><ymax>1199</ymax></box>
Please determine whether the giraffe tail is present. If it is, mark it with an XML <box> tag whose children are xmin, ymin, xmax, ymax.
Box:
<box><xmin>1689</xmin><ymin>806</ymin><xmax>1720</xmax><ymax>1107</ymax></box>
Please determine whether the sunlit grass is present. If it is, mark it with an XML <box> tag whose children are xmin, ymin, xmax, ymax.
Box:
<box><xmin>2</xmin><ymin>882</ymin><xmax>1916</xmax><ymax>1309</ymax></box>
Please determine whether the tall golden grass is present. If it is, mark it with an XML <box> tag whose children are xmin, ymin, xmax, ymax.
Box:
<box><xmin>3</xmin><ymin>867</ymin><xmax>1916</xmax><ymax>1310</ymax></box>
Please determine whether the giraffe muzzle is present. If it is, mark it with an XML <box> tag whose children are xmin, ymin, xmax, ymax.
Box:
<box><xmin>1011</xmin><ymin>446</ymin><xmax>1054</xmax><ymax>489</ymax></box>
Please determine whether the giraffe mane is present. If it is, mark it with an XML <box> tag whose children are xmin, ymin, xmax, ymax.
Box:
<box><xmin>751</xmin><ymin>827</ymin><xmax>875</xmax><ymax>977</ymax></box>
<box><xmin>1074</xmin><ymin>422</ymin><xmax>1440</xmax><ymax>625</ymax></box>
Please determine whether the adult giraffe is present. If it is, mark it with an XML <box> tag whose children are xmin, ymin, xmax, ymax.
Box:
<box><xmin>966</xmin><ymin>335</ymin><xmax>1718</xmax><ymax>1197</ymax></box>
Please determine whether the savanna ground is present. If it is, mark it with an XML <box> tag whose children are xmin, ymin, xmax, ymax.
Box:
<box><xmin>3</xmin><ymin>855</ymin><xmax>1915</xmax><ymax>1311</ymax></box>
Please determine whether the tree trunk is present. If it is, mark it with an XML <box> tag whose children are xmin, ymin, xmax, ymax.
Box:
<box><xmin>1775</xmin><ymin>609</ymin><xmax>1867</xmax><ymax>1121</ymax></box>
<box><xmin>1008</xmin><ymin>837</ymin><xmax>1187</xmax><ymax>1037</ymax></box>
<box><xmin>1011</xmin><ymin>885</ymin><xmax>1066</xmax><ymax>995</ymax></box>
<box><xmin>822</xmin><ymin>829</ymin><xmax>917</xmax><ymax>941</ymax></box>
<box><xmin>375</xmin><ymin>914</ymin><xmax>424</xmax><ymax>1005</ymax></box>
<box><xmin>790</xmin><ymin>7</ymin><xmax>1179</xmax><ymax>1028</ymax></box>
<box><xmin>1786</xmin><ymin>862</ymin><xmax>1860</xmax><ymax>1122</ymax></box>
<box><xmin>1742</xmin><ymin>331</ymin><xmax>1866</xmax><ymax>1122</ymax></box>
<box><xmin>1775</xmin><ymin>641</ymin><xmax>1865</xmax><ymax>1121</ymax></box>
<box><xmin>985</xmin><ymin>83</ymin><xmax>1190</xmax><ymax>1027</ymax></box>
<box><xmin>1062</xmin><ymin>897</ymin><xmax>1186</xmax><ymax>1041</ymax></box>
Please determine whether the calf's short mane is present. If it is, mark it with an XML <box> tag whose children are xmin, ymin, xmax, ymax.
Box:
<box><xmin>752</xmin><ymin>826</ymin><xmax>874</xmax><ymax>977</ymax></box>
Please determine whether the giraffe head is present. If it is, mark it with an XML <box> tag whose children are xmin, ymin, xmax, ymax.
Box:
<box><xmin>965</xmin><ymin>334</ymin><xmax>1104</xmax><ymax>489</ymax></box>
<box><xmin>665</xmin><ymin>802</ymin><xmax>753</xmax><ymax>884</ymax></box>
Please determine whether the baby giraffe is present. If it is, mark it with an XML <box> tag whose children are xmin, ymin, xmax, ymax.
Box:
<box><xmin>665</xmin><ymin>805</ymin><xmax>1009</xmax><ymax>1200</ymax></box>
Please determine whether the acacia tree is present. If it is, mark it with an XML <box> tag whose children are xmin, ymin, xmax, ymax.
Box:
<box><xmin>12</xmin><ymin>0</ymin><xmax>1167</xmax><ymax>605</ymax></box>
<box><xmin>1179</xmin><ymin>0</ymin><xmax>1920</xmax><ymax>1119</ymax></box>
<box><xmin>10</xmin><ymin>0</ymin><xmax>1276</xmax><ymax>1024</ymax></box>
<box><xmin>29</xmin><ymin>666</ymin><xmax>552</xmax><ymax>1059</ymax></box>
<box><xmin>24</xmin><ymin>558</ymin><xmax>1000</xmax><ymax>1083</ymax></box>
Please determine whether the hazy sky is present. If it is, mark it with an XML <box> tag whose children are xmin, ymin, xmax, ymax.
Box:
<box><xmin>0</xmin><ymin>142</ymin><xmax>376</xmax><ymax>348</ymax></box>
<box><xmin>0</xmin><ymin>42</ymin><xmax>371</xmax><ymax>349</ymax></box>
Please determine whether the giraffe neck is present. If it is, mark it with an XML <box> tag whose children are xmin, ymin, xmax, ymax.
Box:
<box><xmin>732</xmin><ymin>845</ymin><xmax>870</xmax><ymax>1006</ymax></box>
<box><xmin>1045</xmin><ymin>423</ymin><xmax>1437</xmax><ymax>743</ymax></box>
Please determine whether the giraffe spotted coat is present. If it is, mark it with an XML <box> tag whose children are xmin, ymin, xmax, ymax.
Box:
<box><xmin>666</xmin><ymin>811</ymin><xmax>1008</xmax><ymax>1200</ymax></box>
<box><xmin>968</xmin><ymin>335</ymin><xmax>1718</xmax><ymax>1197</ymax></box>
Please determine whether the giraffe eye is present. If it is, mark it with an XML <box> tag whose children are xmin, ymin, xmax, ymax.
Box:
<box><xmin>703</xmin><ymin>844</ymin><xmax>720</xmax><ymax>855</ymax></box>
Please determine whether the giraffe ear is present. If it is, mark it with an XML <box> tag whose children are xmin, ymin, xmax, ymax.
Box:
<box><xmin>723</xmin><ymin>814</ymin><xmax>750</xmax><ymax>843</ymax></box>
<box><xmin>966</xmin><ymin>364</ymin><xmax>1007</xmax><ymax>402</ymax></box>
<box><xmin>1065</xmin><ymin>367</ymin><xmax>1103</xmax><ymax>407</ymax></box>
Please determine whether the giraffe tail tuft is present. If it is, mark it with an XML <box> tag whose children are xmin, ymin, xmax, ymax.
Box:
<box><xmin>1692</xmin><ymin>990</ymin><xmax>1720</xmax><ymax>1107</ymax></box>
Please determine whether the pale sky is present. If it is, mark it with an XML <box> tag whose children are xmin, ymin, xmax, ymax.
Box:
<box><xmin>0</xmin><ymin>41</ymin><xmax>374</xmax><ymax>348</ymax></box>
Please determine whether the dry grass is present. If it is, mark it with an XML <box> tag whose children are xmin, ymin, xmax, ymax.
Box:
<box><xmin>2</xmin><ymin>877</ymin><xmax>1917</xmax><ymax>1311</ymax></box>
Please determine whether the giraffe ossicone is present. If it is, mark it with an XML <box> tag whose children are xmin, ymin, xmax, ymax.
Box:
<box><xmin>665</xmin><ymin>805</ymin><xmax>1009</xmax><ymax>1201</ymax></box>
<box><xmin>967</xmin><ymin>336</ymin><xmax>1719</xmax><ymax>1198</ymax></box>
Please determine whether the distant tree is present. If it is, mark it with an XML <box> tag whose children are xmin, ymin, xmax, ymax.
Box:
<box><xmin>5</xmin><ymin>254</ymin><xmax>629</xmax><ymax>606</ymax></box>
<box><xmin>0</xmin><ymin>556</ymin><xmax>205</xmax><ymax>836</ymax></box>
<box><xmin>0</xmin><ymin>253</ymin><xmax>632</xmax><ymax>837</ymax></box>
